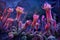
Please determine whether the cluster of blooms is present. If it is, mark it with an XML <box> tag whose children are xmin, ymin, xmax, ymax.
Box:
<box><xmin>0</xmin><ymin>3</ymin><xmax>60</xmax><ymax>40</ymax></box>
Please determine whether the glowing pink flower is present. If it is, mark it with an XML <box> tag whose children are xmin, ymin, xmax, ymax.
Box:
<box><xmin>33</xmin><ymin>14</ymin><xmax>39</xmax><ymax>21</ymax></box>
<box><xmin>7</xmin><ymin>8</ymin><xmax>13</xmax><ymax>13</ymax></box>
<box><xmin>43</xmin><ymin>2</ymin><xmax>52</xmax><ymax>10</ymax></box>
<box><xmin>16</xmin><ymin>6</ymin><xmax>24</xmax><ymax>13</ymax></box>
